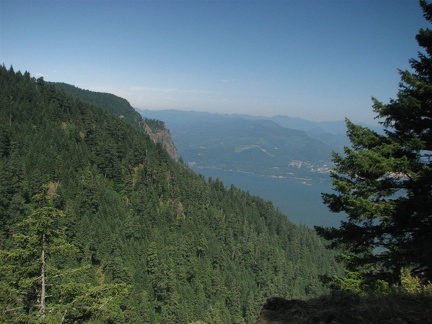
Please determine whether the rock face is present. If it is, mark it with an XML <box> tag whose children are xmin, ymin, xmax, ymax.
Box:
<box><xmin>255</xmin><ymin>294</ymin><xmax>432</xmax><ymax>324</ymax></box>
<box><xmin>143</xmin><ymin>119</ymin><xmax>179</xmax><ymax>161</ymax></box>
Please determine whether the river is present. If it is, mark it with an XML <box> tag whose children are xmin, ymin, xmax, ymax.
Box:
<box><xmin>192</xmin><ymin>167</ymin><xmax>345</xmax><ymax>228</ymax></box>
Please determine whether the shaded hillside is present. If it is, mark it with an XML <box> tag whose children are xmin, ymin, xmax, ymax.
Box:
<box><xmin>0</xmin><ymin>66</ymin><xmax>342</xmax><ymax>323</ymax></box>
<box><xmin>255</xmin><ymin>294</ymin><xmax>432</xmax><ymax>324</ymax></box>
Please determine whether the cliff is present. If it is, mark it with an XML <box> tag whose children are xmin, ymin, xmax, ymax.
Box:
<box><xmin>143</xmin><ymin>118</ymin><xmax>179</xmax><ymax>161</ymax></box>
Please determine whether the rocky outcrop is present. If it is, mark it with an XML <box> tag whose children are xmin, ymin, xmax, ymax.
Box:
<box><xmin>143</xmin><ymin>119</ymin><xmax>179</xmax><ymax>161</ymax></box>
<box><xmin>255</xmin><ymin>294</ymin><xmax>432</xmax><ymax>324</ymax></box>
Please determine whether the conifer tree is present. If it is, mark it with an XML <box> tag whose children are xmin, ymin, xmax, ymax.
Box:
<box><xmin>316</xmin><ymin>0</ymin><xmax>432</xmax><ymax>287</ymax></box>
<box><xmin>0</xmin><ymin>189</ymin><xmax>128</xmax><ymax>323</ymax></box>
<box><xmin>0</xmin><ymin>201</ymin><xmax>72</xmax><ymax>322</ymax></box>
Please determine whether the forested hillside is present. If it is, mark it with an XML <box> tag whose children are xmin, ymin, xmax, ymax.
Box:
<box><xmin>0</xmin><ymin>65</ymin><xmax>341</xmax><ymax>323</ymax></box>
<box><xmin>54</xmin><ymin>82</ymin><xmax>179</xmax><ymax>161</ymax></box>
<box><xmin>53</xmin><ymin>82</ymin><xmax>143</xmax><ymax>129</ymax></box>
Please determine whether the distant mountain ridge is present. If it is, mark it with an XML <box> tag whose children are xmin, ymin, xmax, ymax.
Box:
<box><xmin>138</xmin><ymin>109</ymin><xmax>382</xmax><ymax>155</ymax></box>
<box><xmin>138</xmin><ymin>109</ymin><xmax>337</xmax><ymax>179</ymax></box>
<box><xmin>136</xmin><ymin>109</ymin><xmax>353</xmax><ymax>134</ymax></box>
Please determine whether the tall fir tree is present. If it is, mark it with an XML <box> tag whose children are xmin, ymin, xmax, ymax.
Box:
<box><xmin>0</xmin><ymin>188</ymin><xmax>128</xmax><ymax>323</ymax></box>
<box><xmin>316</xmin><ymin>0</ymin><xmax>432</xmax><ymax>287</ymax></box>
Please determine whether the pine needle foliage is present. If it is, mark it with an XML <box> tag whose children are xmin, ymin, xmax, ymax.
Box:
<box><xmin>316</xmin><ymin>0</ymin><xmax>432</xmax><ymax>288</ymax></box>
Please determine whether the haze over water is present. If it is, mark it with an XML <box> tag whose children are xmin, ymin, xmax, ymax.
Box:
<box><xmin>192</xmin><ymin>167</ymin><xmax>344</xmax><ymax>228</ymax></box>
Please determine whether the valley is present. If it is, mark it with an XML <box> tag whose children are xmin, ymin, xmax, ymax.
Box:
<box><xmin>138</xmin><ymin>109</ymin><xmax>347</xmax><ymax>227</ymax></box>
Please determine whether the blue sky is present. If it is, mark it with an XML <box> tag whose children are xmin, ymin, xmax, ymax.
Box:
<box><xmin>0</xmin><ymin>0</ymin><xmax>426</xmax><ymax>123</ymax></box>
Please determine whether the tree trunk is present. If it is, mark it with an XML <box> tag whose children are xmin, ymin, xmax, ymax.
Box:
<box><xmin>40</xmin><ymin>233</ymin><xmax>46</xmax><ymax>319</ymax></box>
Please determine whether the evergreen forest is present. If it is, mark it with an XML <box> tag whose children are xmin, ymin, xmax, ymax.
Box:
<box><xmin>0</xmin><ymin>65</ymin><xmax>341</xmax><ymax>323</ymax></box>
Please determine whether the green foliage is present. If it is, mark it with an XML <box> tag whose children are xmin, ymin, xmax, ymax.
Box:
<box><xmin>316</xmin><ymin>0</ymin><xmax>432</xmax><ymax>289</ymax></box>
<box><xmin>144</xmin><ymin>118</ymin><xmax>167</xmax><ymax>132</ymax></box>
<box><xmin>0</xmin><ymin>64</ymin><xmax>342</xmax><ymax>323</ymax></box>
<box><xmin>0</xmin><ymin>189</ymin><xmax>128</xmax><ymax>323</ymax></box>
<box><xmin>400</xmin><ymin>267</ymin><xmax>423</xmax><ymax>294</ymax></box>
<box><xmin>52</xmin><ymin>82</ymin><xmax>144</xmax><ymax>131</ymax></box>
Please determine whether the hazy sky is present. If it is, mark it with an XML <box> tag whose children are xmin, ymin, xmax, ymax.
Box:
<box><xmin>0</xmin><ymin>0</ymin><xmax>426</xmax><ymax>123</ymax></box>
